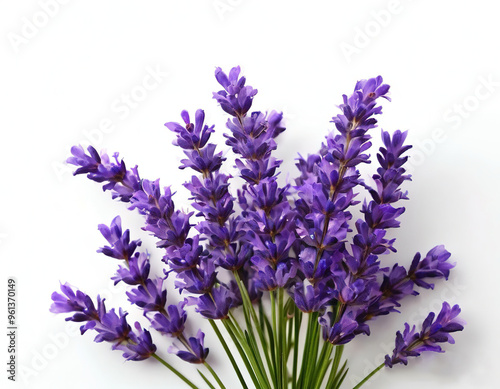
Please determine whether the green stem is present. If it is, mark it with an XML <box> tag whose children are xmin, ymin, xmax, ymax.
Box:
<box><xmin>204</xmin><ymin>361</ymin><xmax>227</xmax><ymax>389</ymax></box>
<box><xmin>292</xmin><ymin>306</ymin><xmax>301</xmax><ymax>389</ymax></box>
<box><xmin>303</xmin><ymin>312</ymin><xmax>320</xmax><ymax>387</ymax></box>
<box><xmin>151</xmin><ymin>353</ymin><xmax>198</xmax><ymax>389</ymax></box>
<box><xmin>225</xmin><ymin>316</ymin><xmax>271</xmax><ymax>389</ymax></box>
<box><xmin>278</xmin><ymin>287</ymin><xmax>286</xmax><ymax>388</ymax></box>
<box><xmin>199</xmin><ymin>369</ymin><xmax>217</xmax><ymax>389</ymax></box>
<box><xmin>286</xmin><ymin>307</ymin><xmax>294</xmax><ymax>359</ymax></box>
<box><xmin>209</xmin><ymin>319</ymin><xmax>249</xmax><ymax>389</ymax></box>
<box><xmin>222</xmin><ymin>319</ymin><xmax>261</xmax><ymax>389</ymax></box>
<box><xmin>297</xmin><ymin>312</ymin><xmax>317</xmax><ymax>387</ymax></box>
<box><xmin>325</xmin><ymin>346</ymin><xmax>346</xmax><ymax>389</ymax></box>
<box><xmin>233</xmin><ymin>270</ymin><xmax>274</xmax><ymax>380</ymax></box>
<box><xmin>352</xmin><ymin>363</ymin><xmax>384</xmax><ymax>389</ymax></box>
<box><xmin>260</xmin><ymin>302</ymin><xmax>277</xmax><ymax>387</ymax></box>
<box><xmin>270</xmin><ymin>290</ymin><xmax>279</xmax><ymax>388</ymax></box>
<box><xmin>330</xmin><ymin>345</ymin><xmax>344</xmax><ymax>382</ymax></box>
<box><xmin>312</xmin><ymin>341</ymin><xmax>334</xmax><ymax>389</ymax></box>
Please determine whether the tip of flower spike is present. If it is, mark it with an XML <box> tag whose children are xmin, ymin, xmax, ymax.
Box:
<box><xmin>180</xmin><ymin>110</ymin><xmax>190</xmax><ymax>125</ymax></box>
<box><xmin>213</xmin><ymin>66</ymin><xmax>257</xmax><ymax>117</ymax></box>
<box><xmin>385</xmin><ymin>301</ymin><xmax>464</xmax><ymax>367</ymax></box>
<box><xmin>354</xmin><ymin>76</ymin><xmax>391</xmax><ymax>102</ymax></box>
<box><xmin>214</xmin><ymin>66</ymin><xmax>230</xmax><ymax>89</ymax></box>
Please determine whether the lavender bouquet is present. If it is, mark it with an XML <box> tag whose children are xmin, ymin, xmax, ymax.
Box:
<box><xmin>50</xmin><ymin>66</ymin><xmax>464</xmax><ymax>389</ymax></box>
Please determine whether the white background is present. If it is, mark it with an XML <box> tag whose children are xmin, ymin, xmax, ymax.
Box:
<box><xmin>1</xmin><ymin>1</ymin><xmax>499</xmax><ymax>388</ymax></box>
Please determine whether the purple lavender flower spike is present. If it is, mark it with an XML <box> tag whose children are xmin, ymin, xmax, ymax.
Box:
<box><xmin>50</xmin><ymin>283</ymin><xmax>105</xmax><ymax>331</ymax></box>
<box><xmin>385</xmin><ymin>302</ymin><xmax>464</xmax><ymax>367</ymax></box>
<box><xmin>180</xmin><ymin>144</ymin><xmax>226</xmax><ymax>177</ymax></box>
<box><xmin>147</xmin><ymin>210</ymin><xmax>193</xmax><ymax>249</ymax></box>
<box><xmin>122</xmin><ymin>322</ymin><xmax>157</xmax><ymax>361</ymax></box>
<box><xmin>151</xmin><ymin>300</ymin><xmax>188</xmax><ymax>337</ymax></box>
<box><xmin>184</xmin><ymin>174</ymin><xmax>233</xmax><ymax>224</ymax></box>
<box><xmin>225</xmin><ymin>112</ymin><xmax>285</xmax><ymax>185</ymax></box>
<box><xmin>67</xmin><ymin>145</ymin><xmax>196</xmax><ymax>262</ymax></box>
<box><xmin>409</xmin><ymin>245</ymin><xmax>455</xmax><ymax>289</ymax></box>
<box><xmin>51</xmin><ymin>284</ymin><xmax>157</xmax><ymax>360</ymax></box>
<box><xmin>129</xmin><ymin>180</ymin><xmax>194</xmax><ymax>252</ymax></box>
<box><xmin>191</xmin><ymin>285</ymin><xmax>235</xmax><ymax>320</ymax></box>
<box><xmin>352</xmin><ymin>219</ymin><xmax>395</xmax><ymax>256</ymax></box>
<box><xmin>112</xmin><ymin>252</ymin><xmax>150</xmax><ymax>286</ymax></box>
<box><xmin>366</xmin><ymin>130</ymin><xmax>412</xmax><ymax>204</ymax></box>
<box><xmin>166</xmin><ymin>235</ymin><xmax>207</xmax><ymax>272</ymax></box>
<box><xmin>361</xmin><ymin>202</ymin><xmax>405</xmax><ymax>230</ymax></box>
<box><xmin>249</xmin><ymin>229</ymin><xmax>295</xmax><ymax>265</ymax></box>
<box><xmin>356</xmin><ymin>245</ymin><xmax>456</xmax><ymax>327</ymax></box>
<box><xmin>91</xmin><ymin>308</ymin><xmax>157</xmax><ymax>361</ymax></box>
<box><xmin>251</xmin><ymin>258</ymin><xmax>297</xmax><ymax>291</ymax></box>
<box><xmin>295</xmin><ymin>154</ymin><xmax>322</xmax><ymax>186</ymax></box>
<box><xmin>288</xmin><ymin>281</ymin><xmax>333</xmax><ymax>313</ymax></box>
<box><xmin>174</xmin><ymin>255</ymin><xmax>218</xmax><ymax>294</ymax></box>
<box><xmin>332</xmin><ymin>270</ymin><xmax>373</xmax><ymax>305</ymax></box>
<box><xmin>67</xmin><ymin>146</ymin><xmax>141</xmax><ymax>202</ymax></box>
<box><xmin>224</xmin><ymin>111</ymin><xmax>284</xmax><ymax>160</ymax></box>
<box><xmin>93</xmin><ymin>308</ymin><xmax>132</xmax><ymax>346</ymax></box>
<box><xmin>320</xmin><ymin>310</ymin><xmax>359</xmax><ymax>345</ymax></box>
<box><xmin>67</xmin><ymin>145</ymin><xmax>101</xmax><ymax>175</ymax></box>
<box><xmin>97</xmin><ymin>216</ymin><xmax>142</xmax><ymax>261</ymax></box>
<box><xmin>168</xmin><ymin>108</ymin><xmax>244</xmax><ymax>281</ymax></box>
<box><xmin>129</xmin><ymin>180</ymin><xmax>174</xmax><ymax>224</ymax></box>
<box><xmin>296</xmin><ymin>75</ymin><xmax>390</xmax><ymax>211</ymax></box>
<box><xmin>213</xmin><ymin>66</ymin><xmax>258</xmax><ymax>117</ymax></box>
<box><xmin>126</xmin><ymin>277</ymin><xmax>167</xmax><ymax>312</ymax></box>
<box><xmin>214</xmin><ymin>68</ymin><xmax>295</xmax><ymax>301</ymax></box>
<box><xmin>380</xmin><ymin>264</ymin><xmax>416</xmax><ymax>303</ymax></box>
<box><xmin>332</xmin><ymin>76</ymin><xmax>390</xmax><ymax>137</ymax></box>
<box><xmin>165</xmin><ymin>109</ymin><xmax>215</xmax><ymax>150</ymax></box>
<box><xmin>169</xmin><ymin>329</ymin><xmax>209</xmax><ymax>364</ymax></box>
<box><xmin>295</xmin><ymin>210</ymin><xmax>349</xmax><ymax>251</ymax></box>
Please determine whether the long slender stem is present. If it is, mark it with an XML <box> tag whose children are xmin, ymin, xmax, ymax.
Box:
<box><xmin>225</xmin><ymin>316</ymin><xmax>271</xmax><ymax>389</ymax></box>
<box><xmin>312</xmin><ymin>341</ymin><xmax>334</xmax><ymax>389</ymax></box>
<box><xmin>304</xmin><ymin>312</ymin><xmax>320</xmax><ymax>386</ymax></box>
<box><xmin>352</xmin><ymin>363</ymin><xmax>384</xmax><ymax>389</ymax></box>
<box><xmin>233</xmin><ymin>270</ymin><xmax>274</xmax><ymax>388</ymax></box>
<box><xmin>278</xmin><ymin>287</ymin><xmax>286</xmax><ymax>388</ymax></box>
<box><xmin>297</xmin><ymin>312</ymin><xmax>317</xmax><ymax>388</ymax></box>
<box><xmin>325</xmin><ymin>346</ymin><xmax>345</xmax><ymax>389</ymax></box>
<box><xmin>209</xmin><ymin>319</ymin><xmax>249</xmax><ymax>389</ymax></box>
<box><xmin>222</xmin><ymin>319</ymin><xmax>261</xmax><ymax>389</ymax></box>
<box><xmin>292</xmin><ymin>306</ymin><xmax>301</xmax><ymax>389</ymax></box>
<box><xmin>199</xmin><ymin>369</ymin><xmax>217</xmax><ymax>389</ymax></box>
<box><xmin>329</xmin><ymin>361</ymin><xmax>348</xmax><ymax>389</ymax></box>
<box><xmin>151</xmin><ymin>353</ymin><xmax>198</xmax><ymax>389</ymax></box>
<box><xmin>286</xmin><ymin>306</ymin><xmax>294</xmax><ymax>359</ymax></box>
<box><xmin>270</xmin><ymin>290</ymin><xmax>279</xmax><ymax>388</ymax></box>
<box><xmin>204</xmin><ymin>361</ymin><xmax>228</xmax><ymax>389</ymax></box>
<box><xmin>260</xmin><ymin>302</ymin><xmax>277</xmax><ymax>387</ymax></box>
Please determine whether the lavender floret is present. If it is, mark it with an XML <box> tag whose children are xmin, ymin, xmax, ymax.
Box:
<box><xmin>169</xmin><ymin>329</ymin><xmax>209</xmax><ymax>364</ymax></box>
<box><xmin>97</xmin><ymin>216</ymin><xmax>142</xmax><ymax>261</ymax></box>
